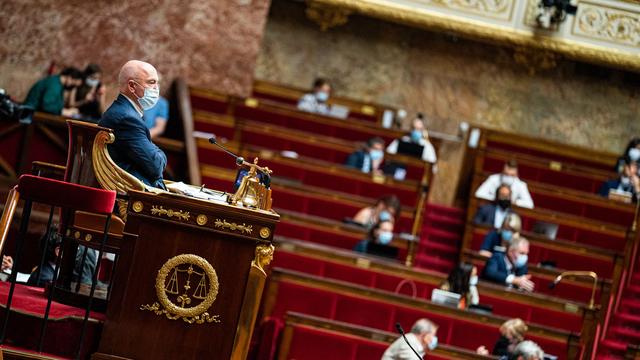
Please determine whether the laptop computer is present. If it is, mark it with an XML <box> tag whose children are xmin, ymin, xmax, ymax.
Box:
<box><xmin>397</xmin><ymin>140</ymin><xmax>424</xmax><ymax>159</ymax></box>
<box><xmin>430</xmin><ymin>289</ymin><xmax>461</xmax><ymax>308</ymax></box>
<box><xmin>531</xmin><ymin>221</ymin><xmax>559</xmax><ymax>240</ymax></box>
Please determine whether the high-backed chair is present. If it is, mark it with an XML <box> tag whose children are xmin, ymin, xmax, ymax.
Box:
<box><xmin>0</xmin><ymin>174</ymin><xmax>116</xmax><ymax>358</ymax></box>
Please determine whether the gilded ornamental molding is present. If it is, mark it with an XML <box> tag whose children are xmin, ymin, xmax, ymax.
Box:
<box><xmin>306</xmin><ymin>0</ymin><xmax>640</xmax><ymax>72</ymax></box>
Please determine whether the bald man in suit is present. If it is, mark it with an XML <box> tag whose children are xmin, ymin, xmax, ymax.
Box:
<box><xmin>99</xmin><ymin>60</ymin><xmax>166</xmax><ymax>189</ymax></box>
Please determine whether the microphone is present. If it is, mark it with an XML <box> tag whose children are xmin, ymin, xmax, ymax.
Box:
<box><xmin>208</xmin><ymin>135</ymin><xmax>244</xmax><ymax>166</ymax></box>
<box><xmin>395</xmin><ymin>322</ymin><xmax>423</xmax><ymax>360</ymax></box>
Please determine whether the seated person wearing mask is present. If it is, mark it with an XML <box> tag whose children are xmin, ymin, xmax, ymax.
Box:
<box><xmin>23</xmin><ymin>67</ymin><xmax>84</xmax><ymax>116</ymax></box>
<box><xmin>69</xmin><ymin>63</ymin><xmax>107</xmax><ymax>121</ymax></box>
<box><xmin>482</xmin><ymin>237</ymin><xmax>535</xmax><ymax>292</ymax></box>
<box><xmin>352</xmin><ymin>195</ymin><xmax>401</xmax><ymax>229</ymax></box>
<box><xmin>479</xmin><ymin>213</ymin><xmax>522</xmax><ymax>257</ymax></box>
<box><xmin>353</xmin><ymin>220</ymin><xmax>395</xmax><ymax>258</ymax></box>
<box><xmin>473</xmin><ymin>184</ymin><xmax>515</xmax><ymax>229</ymax></box>
<box><xmin>439</xmin><ymin>262</ymin><xmax>479</xmax><ymax>309</ymax></box>
<box><xmin>345</xmin><ymin>137</ymin><xmax>385</xmax><ymax>175</ymax></box>
<box><xmin>475</xmin><ymin>160</ymin><xmax>534</xmax><ymax>209</ymax></box>
<box><xmin>386</xmin><ymin>114</ymin><xmax>437</xmax><ymax>164</ymax></box>
<box><xmin>511</xmin><ymin>340</ymin><xmax>545</xmax><ymax>360</ymax></box>
<box><xmin>143</xmin><ymin>95</ymin><xmax>169</xmax><ymax>139</ymax></box>
<box><xmin>382</xmin><ymin>318</ymin><xmax>438</xmax><ymax>360</ymax></box>
<box><xmin>477</xmin><ymin>318</ymin><xmax>528</xmax><ymax>358</ymax></box>
<box><xmin>599</xmin><ymin>157</ymin><xmax>639</xmax><ymax>200</ymax></box>
<box><xmin>297</xmin><ymin>78</ymin><xmax>331</xmax><ymax>115</ymax></box>
<box><xmin>616</xmin><ymin>138</ymin><xmax>640</xmax><ymax>174</ymax></box>
<box><xmin>99</xmin><ymin>60</ymin><xmax>167</xmax><ymax>190</ymax></box>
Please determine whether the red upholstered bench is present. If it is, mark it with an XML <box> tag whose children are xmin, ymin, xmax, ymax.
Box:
<box><xmin>468</xmin><ymin>230</ymin><xmax>616</xmax><ymax>279</ymax></box>
<box><xmin>189</xmin><ymin>92</ymin><xmax>229</xmax><ymax>114</ymax></box>
<box><xmin>272</xmin><ymin>250</ymin><xmax>583</xmax><ymax>333</ymax></box>
<box><xmin>264</xmin><ymin>271</ymin><xmax>570</xmax><ymax>359</ymax></box>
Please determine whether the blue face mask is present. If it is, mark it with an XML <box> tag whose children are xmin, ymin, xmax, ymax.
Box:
<box><xmin>134</xmin><ymin>81</ymin><xmax>160</xmax><ymax>111</ymax></box>
<box><xmin>501</xmin><ymin>230</ymin><xmax>513</xmax><ymax>243</ymax></box>
<box><xmin>515</xmin><ymin>254</ymin><xmax>528</xmax><ymax>268</ymax></box>
<box><xmin>315</xmin><ymin>91</ymin><xmax>329</xmax><ymax>103</ymax></box>
<box><xmin>379</xmin><ymin>210</ymin><xmax>392</xmax><ymax>222</ymax></box>
<box><xmin>428</xmin><ymin>335</ymin><xmax>438</xmax><ymax>350</ymax></box>
<box><xmin>369</xmin><ymin>149</ymin><xmax>384</xmax><ymax>161</ymax></box>
<box><xmin>410</xmin><ymin>129</ymin><xmax>423</xmax><ymax>143</ymax></box>
<box><xmin>377</xmin><ymin>231</ymin><xmax>393</xmax><ymax>245</ymax></box>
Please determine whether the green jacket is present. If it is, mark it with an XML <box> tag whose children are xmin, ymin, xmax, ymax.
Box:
<box><xmin>23</xmin><ymin>75</ymin><xmax>64</xmax><ymax>115</ymax></box>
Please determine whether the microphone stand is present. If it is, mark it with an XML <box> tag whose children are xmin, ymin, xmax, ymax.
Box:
<box><xmin>395</xmin><ymin>323</ymin><xmax>423</xmax><ymax>360</ymax></box>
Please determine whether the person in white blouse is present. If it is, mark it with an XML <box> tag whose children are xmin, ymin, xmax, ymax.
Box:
<box><xmin>386</xmin><ymin>115</ymin><xmax>437</xmax><ymax>164</ymax></box>
<box><xmin>475</xmin><ymin>160</ymin><xmax>534</xmax><ymax>209</ymax></box>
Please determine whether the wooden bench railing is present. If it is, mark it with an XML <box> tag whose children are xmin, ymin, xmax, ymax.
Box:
<box><xmin>262</xmin><ymin>268</ymin><xmax>581</xmax><ymax>359</ymax></box>
<box><xmin>192</xmin><ymin>111</ymin><xmax>431</xmax><ymax>182</ymax></box>
<box><xmin>476</xmin><ymin>127</ymin><xmax>618</xmax><ymax>172</ymax></box>
<box><xmin>273</xmin><ymin>237</ymin><xmax>594</xmax><ymax>334</ymax></box>
<box><xmin>277</xmin><ymin>312</ymin><xmax>493</xmax><ymax>360</ymax></box>
<box><xmin>189</xmin><ymin>87</ymin><xmax>443</xmax><ymax>151</ymax></box>
<box><xmin>252</xmin><ymin>79</ymin><xmax>395</xmax><ymax>124</ymax></box>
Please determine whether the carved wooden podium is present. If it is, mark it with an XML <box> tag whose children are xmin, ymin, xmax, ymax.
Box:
<box><xmin>93</xmin><ymin>189</ymin><xmax>278</xmax><ymax>360</ymax></box>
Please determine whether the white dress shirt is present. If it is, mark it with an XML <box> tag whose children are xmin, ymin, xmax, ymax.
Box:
<box><xmin>297</xmin><ymin>93</ymin><xmax>330</xmax><ymax>115</ymax></box>
<box><xmin>475</xmin><ymin>173</ymin><xmax>534</xmax><ymax>209</ymax></box>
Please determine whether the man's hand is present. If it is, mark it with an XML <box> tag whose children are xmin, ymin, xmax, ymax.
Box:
<box><xmin>512</xmin><ymin>274</ymin><xmax>535</xmax><ymax>292</ymax></box>
<box><xmin>476</xmin><ymin>346</ymin><xmax>489</xmax><ymax>355</ymax></box>
<box><xmin>1</xmin><ymin>255</ymin><xmax>12</xmax><ymax>272</ymax></box>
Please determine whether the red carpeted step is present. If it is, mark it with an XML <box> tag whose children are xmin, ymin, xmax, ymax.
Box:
<box><xmin>421</xmin><ymin>227</ymin><xmax>460</xmax><ymax>243</ymax></box>
<box><xmin>425</xmin><ymin>204</ymin><xmax>465</xmax><ymax>218</ymax></box>
<box><xmin>625</xmin><ymin>284</ymin><xmax>640</xmax><ymax>296</ymax></box>
<box><xmin>610</xmin><ymin>326</ymin><xmax>640</xmax><ymax>343</ymax></box>
<box><xmin>413</xmin><ymin>253</ymin><xmax>455</xmax><ymax>274</ymax></box>
<box><xmin>620</xmin><ymin>298</ymin><xmax>640</xmax><ymax>314</ymax></box>
<box><xmin>615</xmin><ymin>312</ymin><xmax>640</xmax><ymax>326</ymax></box>
<box><xmin>417</xmin><ymin>239</ymin><xmax>458</xmax><ymax>256</ymax></box>
<box><xmin>595</xmin><ymin>353</ymin><xmax>625</xmax><ymax>360</ymax></box>
<box><xmin>423</xmin><ymin>213</ymin><xmax>464</xmax><ymax>234</ymax></box>
<box><xmin>598</xmin><ymin>338</ymin><xmax>628</xmax><ymax>356</ymax></box>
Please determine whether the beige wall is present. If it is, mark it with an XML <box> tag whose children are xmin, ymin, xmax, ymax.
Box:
<box><xmin>0</xmin><ymin>0</ymin><xmax>271</xmax><ymax>101</ymax></box>
<box><xmin>255</xmin><ymin>0</ymin><xmax>640</xmax><ymax>205</ymax></box>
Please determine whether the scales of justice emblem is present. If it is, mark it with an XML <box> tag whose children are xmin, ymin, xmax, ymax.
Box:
<box><xmin>140</xmin><ymin>254</ymin><xmax>221</xmax><ymax>324</ymax></box>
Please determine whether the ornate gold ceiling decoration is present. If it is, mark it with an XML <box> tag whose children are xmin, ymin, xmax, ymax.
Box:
<box><xmin>305</xmin><ymin>0</ymin><xmax>640</xmax><ymax>72</ymax></box>
<box><xmin>306</xmin><ymin>1</ymin><xmax>353</xmax><ymax>31</ymax></box>
<box><xmin>575</xmin><ymin>3</ymin><xmax>640</xmax><ymax>47</ymax></box>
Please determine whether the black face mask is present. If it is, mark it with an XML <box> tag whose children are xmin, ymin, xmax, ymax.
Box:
<box><xmin>497</xmin><ymin>199</ymin><xmax>511</xmax><ymax>210</ymax></box>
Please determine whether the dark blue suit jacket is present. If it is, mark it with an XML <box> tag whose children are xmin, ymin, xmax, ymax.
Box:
<box><xmin>99</xmin><ymin>95</ymin><xmax>167</xmax><ymax>189</ymax></box>
<box><xmin>345</xmin><ymin>150</ymin><xmax>367</xmax><ymax>171</ymax></box>
<box><xmin>473</xmin><ymin>203</ymin><xmax>508</xmax><ymax>228</ymax></box>
<box><xmin>482</xmin><ymin>251</ymin><xmax>528</xmax><ymax>285</ymax></box>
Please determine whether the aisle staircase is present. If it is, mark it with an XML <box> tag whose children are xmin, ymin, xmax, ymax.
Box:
<box><xmin>414</xmin><ymin>204</ymin><xmax>465</xmax><ymax>274</ymax></box>
<box><xmin>599</xmin><ymin>270</ymin><xmax>640</xmax><ymax>359</ymax></box>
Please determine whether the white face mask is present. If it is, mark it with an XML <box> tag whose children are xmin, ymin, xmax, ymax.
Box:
<box><xmin>501</xmin><ymin>175</ymin><xmax>515</xmax><ymax>186</ymax></box>
<box><xmin>86</xmin><ymin>78</ymin><xmax>99</xmax><ymax>87</ymax></box>
<box><xmin>629</xmin><ymin>148</ymin><xmax>640</xmax><ymax>162</ymax></box>
<box><xmin>133</xmin><ymin>81</ymin><xmax>160</xmax><ymax>110</ymax></box>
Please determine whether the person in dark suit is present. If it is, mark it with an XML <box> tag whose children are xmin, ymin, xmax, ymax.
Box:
<box><xmin>479</xmin><ymin>212</ymin><xmax>522</xmax><ymax>258</ymax></box>
<box><xmin>482</xmin><ymin>237</ymin><xmax>534</xmax><ymax>292</ymax></box>
<box><xmin>473</xmin><ymin>184</ymin><xmax>514</xmax><ymax>229</ymax></box>
<box><xmin>345</xmin><ymin>137</ymin><xmax>385</xmax><ymax>174</ymax></box>
<box><xmin>599</xmin><ymin>157</ymin><xmax>639</xmax><ymax>200</ymax></box>
<box><xmin>99</xmin><ymin>60</ymin><xmax>166</xmax><ymax>189</ymax></box>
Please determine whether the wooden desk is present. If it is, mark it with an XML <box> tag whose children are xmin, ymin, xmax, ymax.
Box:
<box><xmin>94</xmin><ymin>190</ymin><xmax>279</xmax><ymax>360</ymax></box>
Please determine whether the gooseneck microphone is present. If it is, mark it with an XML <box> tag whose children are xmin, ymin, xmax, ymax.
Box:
<box><xmin>395</xmin><ymin>323</ymin><xmax>423</xmax><ymax>360</ymax></box>
<box><xmin>208</xmin><ymin>135</ymin><xmax>244</xmax><ymax>166</ymax></box>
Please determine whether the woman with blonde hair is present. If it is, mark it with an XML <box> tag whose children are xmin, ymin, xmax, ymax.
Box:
<box><xmin>477</xmin><ymin>318</ymin><xmax>528</xmax><ymax>357</ymax></box>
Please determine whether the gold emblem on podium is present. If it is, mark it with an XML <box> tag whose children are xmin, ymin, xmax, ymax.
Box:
<box><xmin>140</xmin><ymin>254</ymin><xmax>221</xmax><ymax>324</ymax></box>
